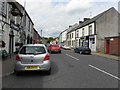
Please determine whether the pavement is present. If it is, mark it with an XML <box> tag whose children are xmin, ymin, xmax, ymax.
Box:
<box><xmin>91</xmin><ymin>52</ymin><xmax>120</xmax><ymax>61</ymax></box>
<box><xmin>1</xmin><ymin>54</ymin><xmax>16</xmax><ymax>77</ymax></box>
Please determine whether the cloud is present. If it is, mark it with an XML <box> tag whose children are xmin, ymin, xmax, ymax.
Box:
<box><xmin>16</xmin><ymin>0</ymin><xmax>118</xmax><ymax>38</ymax></box>
<box><xmin>63</xmin><ymin>0</ymin><xmax>93</xmax><ymax>13</ymax></box>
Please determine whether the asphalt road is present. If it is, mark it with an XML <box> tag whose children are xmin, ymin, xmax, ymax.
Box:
<box><xmin>2</xmin><ymin>49</ymin><xmax>119</xmax><ymax>88</ymax></box>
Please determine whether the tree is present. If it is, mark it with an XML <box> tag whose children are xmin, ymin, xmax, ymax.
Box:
<box><xmin>47</xmin><ymin>37</ymin><xmax>55</xmax><ymax>44</ymax></box>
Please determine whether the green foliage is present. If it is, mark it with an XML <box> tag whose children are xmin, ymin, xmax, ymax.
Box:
<box><xmin>47</xmin><ymin>37</ymin><xmax>55</xmax><ymax>44</ymax></box>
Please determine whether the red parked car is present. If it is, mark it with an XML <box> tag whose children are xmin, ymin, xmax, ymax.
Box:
<box><xmin>48</xmin><ymin>44</ymin><xmax>61</xmax><ymax>53</ymax></box>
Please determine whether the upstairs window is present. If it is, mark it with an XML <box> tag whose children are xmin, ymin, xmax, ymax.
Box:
<box><xmin>0</xmin><ymin>2</ymin><xmax>7</xmax><ymax>17</ymax></box>
<box><xmin>89</xmin><ymin>25</ymin><xmax>92</xmax><ymax>35</ymax></box>
<box><xmin>72</xmin><ymin>33</ymin><xmax>73</xmax><ymax>38</ymax></box>
<box><xmin>76</xmin><ymin>30</ymin><xmax>79</xmax><ymax>37</ymax></box>
<box><xmin>70</xmin><ymin>34</ymin><xmax>71</xmax><ymax>39</ymax></box>
<box><xmin>82</xmin><ymin>28</ymin><xmax>84</xmax><ymax>36</ymax></box>
<box><xmin>67</xmin><ymin>35</ymin><xmax>69</xmax><ymax>39</ymax></box>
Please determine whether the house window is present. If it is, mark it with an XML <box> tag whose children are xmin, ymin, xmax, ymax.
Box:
<box><xmin>72</xmin><ymin>40</ymin><xmax>73</xmax><ymax>46</ymax></box>
<box><xmin>82</xmin><ymin>28</ymin><xmax>84</xmax><ymax>36</ymax></box>
<box><xmin>90</xmin><ymin>38</ymin><xmax>95</xmax><ymax>44</ymax></box>
<box><xmin>67</xmin><ymin>35</ymin><xmax>69</xmax><ymax>39</ymax></box>
<box><xmin>72</xmin><ymin>33</ymin><xmax>73</xmax><ymax>38</ymax></box>
<box><xmin>0</xmin><ymin>33</ymin><xmax>2</xmax><ymax>41</ymax></box>
<box><xmin>23</xmin><ymin>14</ymin><xmax>26</xmax><ymax>26</ymax></box>
<box><xmin>70</xmin><ymin>34</ymin><xmax>71</xmax><ymax>39</ymax></box>
<box><xmin>15</xmin><ymin>17</ymin><xmax>19</xmax><ymax>25</ymax></box>
<box><xmin>89</xmin><ymin>25</ymin><xmax>92</xmax><ymax>35</ymax></box>
<box><xmin>28</xmin><ymin>21</ymin><xmax>30</xmax><ymax>32</ymax></box>
<box><xmin>1</xmin><ymin>2</ymin><xmax>7</xmax><ymax>17</ymax></box>
<box><xmin>76</xmin><ymin>30</ymin><xmax>79</xmax><ymax>37</ymax></box>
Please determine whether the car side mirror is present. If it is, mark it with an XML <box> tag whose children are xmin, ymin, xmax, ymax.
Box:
<box><xmin>48</xmin><ymin>50</ymin><xmax>50</xmax><ymax>53</ymax></box>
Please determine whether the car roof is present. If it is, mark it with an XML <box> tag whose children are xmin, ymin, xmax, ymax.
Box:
<box><xmin>22</xmin><ymin>44</ymin><xmax>45</xmax><ymax>47</ymax></box>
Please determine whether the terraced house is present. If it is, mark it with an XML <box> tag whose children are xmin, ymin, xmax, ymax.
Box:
<box><xmin>66</xmin><ymin>23</ymin><xmax>78</xmax><ymax>48</ymax></box>
<box><xmin>0</xmin><ymin>0</ymin><xmax>41</xmax><ymax>55</ymax></box>
<box><xmin>63</xmin><ymin>7</ymin><xmax>120</xmax><ymax>56</ymax></box>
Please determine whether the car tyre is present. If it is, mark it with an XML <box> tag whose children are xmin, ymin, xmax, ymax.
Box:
<box><xmin>14</xmin><ymin>70</ymin><xmax>20</xmax><ymax>76</ymax></box>
<box><xmin>59</xmin><ymin>51</ymin><xmax>61</xmax><ymax>53</ymax></box>
<box><xmin>74</xmin><ymin>50</ymin><xmax>76</xmax><ymax>53</ymax></box>
<box><xmin>79</xmin><ymin>51</ymin><xmax>82</xmax><ymax>54</ymax></box>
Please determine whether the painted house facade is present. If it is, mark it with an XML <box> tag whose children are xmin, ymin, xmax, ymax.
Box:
<box><xmin>0</xmin><ymin>0</ymin><xmax>37</xmax><ymax>54</ymax></box>
<box><xmin>76</xmin><ymin>7</ymin><xmax>119</xmax><ymax>55</ymax></box>
<box><xmin>67</xmin><ymin>23</ymin><xmax>78</xmax><ymax>48</ymax></box>
<box><xmin>78</xmin><ymin>21</ymin><xmax>96</xmax><ymax>52</ymax></box>
<box><xmin>59</xmin><ymin>29</ymin><xmax>67</xmax><ymax>46</ymax></box>
<box><xmin>0</xmin><ymin>1</ymin><xmax>23</xmax><ymax>53</ymax></box>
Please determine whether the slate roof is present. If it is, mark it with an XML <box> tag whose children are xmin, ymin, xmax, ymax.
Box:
<box><xmin>77</xmin><ymin>7</ymin><xmax>117</xmax><ymax>29</ymax></box>
<box><xmin>67</xmin><ymin>23</ymin><xmax>79</xmax><ymax>33</ymax></box>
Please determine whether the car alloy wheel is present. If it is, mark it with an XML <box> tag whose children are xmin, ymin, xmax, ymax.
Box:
<box><xmin>79</xmin><ymin>51</ymin><xmax>82</xmax><ymax>54</ymax></box>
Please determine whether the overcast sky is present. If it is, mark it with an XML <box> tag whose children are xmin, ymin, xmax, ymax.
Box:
<box><xmin>16</xmin><ymin>0</ymin><xmax>119</xmax><ymax>38</ymax></box>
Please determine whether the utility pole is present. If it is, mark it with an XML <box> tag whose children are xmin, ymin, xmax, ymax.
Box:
<box><xmin>41</xmin><ymin>29</ymin><xmax>42</xmax><ymax>37</ymax></box>
<box><xmin>41</xmin><ymin>29</ymin><xmax>43</xmax><ymax>44</ymax></box>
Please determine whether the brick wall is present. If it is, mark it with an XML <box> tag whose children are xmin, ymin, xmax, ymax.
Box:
<box><xmin>108</xmin><ymin>37</ymin><xmax>120</xmax><ymax>56</ymax></box>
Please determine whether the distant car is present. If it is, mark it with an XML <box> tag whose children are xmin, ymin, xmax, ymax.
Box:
<box><xmin>48</xmin><ymin>44</ymin><xmax>61</xmax><ymax>53</ymax></box>
<box><xmin>74</xmin><ymin>46</ymin><xmax>91</xmax><ymax>54</ymax></box>
<box><xmin>62</xmin><ymin>46</ymin><xmax>71</xmax><ymax>50</ymax></box>
<box><xmin>14</xmin><ymin>44</ymin><xmax>51</xmax><ymax>75</ymax></box>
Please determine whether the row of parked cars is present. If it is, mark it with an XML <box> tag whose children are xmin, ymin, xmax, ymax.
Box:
<box><xmin>61</xmin><ymin>45</ymin><xmax>91</xmax><ymax>54</ymax></box>
<box><xmin>2</xmin><ymin>44</ymin><xmax>91</xmax><ymax>76</ymax></box>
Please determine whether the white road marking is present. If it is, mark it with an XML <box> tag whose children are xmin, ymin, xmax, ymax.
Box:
<box><xmin>66</xmin><ymin>54</ymin><xmax>79</xmax><ymax>60</ymax></box>
<box><xmin>89</xmin><ymin>64</ymin><xmax>120</xmax><ymax>80</ymax></box>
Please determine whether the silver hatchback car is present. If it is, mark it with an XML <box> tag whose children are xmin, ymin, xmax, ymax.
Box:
<box><xmin>14</xmin><ymin>44</ymin><xmax>51</xmax><ymax>75</ymax></box>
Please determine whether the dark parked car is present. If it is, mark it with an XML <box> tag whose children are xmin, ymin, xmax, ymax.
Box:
<box><xmin>74</xmin><ymin>46</ymin><xmax>91</xmax><ymax>54</ymax></box>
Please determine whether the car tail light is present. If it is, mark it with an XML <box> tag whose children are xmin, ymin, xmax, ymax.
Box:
<box><xmin>16</xmin><ymin>54</ymin><xmax>20</xmax><ymax>61</ymax></box>
<box><xmin>44</xmin><ymin>54</ymin><xmax>50</xmax><ymax>61</ymax></box>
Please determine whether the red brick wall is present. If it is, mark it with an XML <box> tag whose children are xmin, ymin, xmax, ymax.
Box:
<box><xmin>109</xmin><ymin>37</ymin><xmax>120</xmax><ymax>56</ymax></box>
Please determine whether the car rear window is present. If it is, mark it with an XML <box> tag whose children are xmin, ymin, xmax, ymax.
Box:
<box><xmin>52</xmin><ymin>45</ymin><xmax>59</xmax><ymax>47</ymax></box>
<box><xmin>19</xmin><ymin>46</ymin><xmax>46</xmax><ymax>55</ymax></box>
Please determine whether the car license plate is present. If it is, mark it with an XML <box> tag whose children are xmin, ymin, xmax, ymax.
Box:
<box><xmin>25</xmin><ymin>66</ymin><xmax>39</xmax><ymax>70</ymax></box>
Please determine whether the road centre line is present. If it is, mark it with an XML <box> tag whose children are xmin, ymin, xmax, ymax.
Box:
<box><xmin>66</xmin><ymin>54</ymin><xmax>79</xmax><ymax>60</ymax></box>
<box><xmin>89</xmin><ymin>64</ymin><xmax>120</xmax><ymax>80</ymax></box>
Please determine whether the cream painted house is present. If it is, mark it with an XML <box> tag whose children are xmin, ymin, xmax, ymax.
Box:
<box><xmin>66</xmin><ymin>23</ymin><xmax>78</xmax><ymax>48</ymax></box>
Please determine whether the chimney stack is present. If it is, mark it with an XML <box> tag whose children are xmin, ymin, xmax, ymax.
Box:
<box><xmin>79</xmin><ymin>21</ymin><xmax>83</xmax><ymax>25</ymax></box>
<box><xmin>84</xmin><ymin>18</ymin><xmax>90</xmax><ymax>22</ymax></box>
<box><xmin>69</xmin><ymin>25</ymin><xmax>72</xmax><ymax>28</ymax></box>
